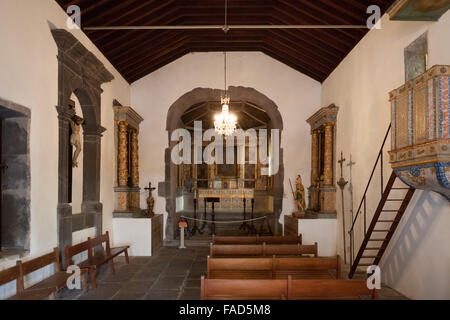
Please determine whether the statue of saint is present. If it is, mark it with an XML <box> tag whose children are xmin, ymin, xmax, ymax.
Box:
<box><xmin>69</xmin><ymin>116</ymin><xmax>84</xmax><ymax>168</ymax></box>
<box><xmin>294</xmin><ymin>175</ymin><xmax>306</xmax><ymax>212</ymax></box>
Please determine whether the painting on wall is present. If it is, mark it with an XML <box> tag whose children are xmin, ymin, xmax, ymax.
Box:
<box><xmin>388</xmin><ymin>0</ymin><xmax>450</xmax><ymax>21</ymax></box>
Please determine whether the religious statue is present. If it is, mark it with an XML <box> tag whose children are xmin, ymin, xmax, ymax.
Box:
<box><xmin>69</xmin><ymin>115</ymin><xmax>84</xmax><ymax>168</ymax></box>
<box><xmin>290</xmin><ymin>175</ymin><xmax>306</xmax><ymax>218</ymax></box>
<box><xmin>144</xmin><ymin>182</ymin><xmax>156</xmax><ymax>217</ymax></box>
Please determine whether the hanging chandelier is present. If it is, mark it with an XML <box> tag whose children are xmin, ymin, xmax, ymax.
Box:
<box><xmin>214</xmin><ymin>93</ymin><xmax>236</xmax><ymax>136</ymax></box>
<box><xmin>214</xmin><ymin>0</ymin><xmax>236</xmax><ymax>136</ymax></box>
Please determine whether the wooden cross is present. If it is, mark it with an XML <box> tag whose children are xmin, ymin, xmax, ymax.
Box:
<box><xmin>144</xmin><ymin>182</ymin><xmax>156</xmax><ymax>191</ymax></box>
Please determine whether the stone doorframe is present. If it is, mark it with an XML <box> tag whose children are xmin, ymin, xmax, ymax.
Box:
<box><xmin>162</xmin><ymin>86</ymin><xmax>284</xmax><ymax>240</ymax></box>
<box><xmin>51</xmin><ymin>29</ymin><xmax>114</xmax><ymax>255</ymax></box>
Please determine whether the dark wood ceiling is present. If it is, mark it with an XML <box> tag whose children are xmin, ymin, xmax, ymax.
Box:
<box><xmin>56</xmin><ymin>0</ymin><xmax>394</xmax><ymax>83</ymax></box>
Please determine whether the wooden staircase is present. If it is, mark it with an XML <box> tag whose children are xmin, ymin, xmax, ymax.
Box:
<box><xmin>348</xmin><ymin>171</ymin><xmax>415</xmax><ymax>278</ymax></box>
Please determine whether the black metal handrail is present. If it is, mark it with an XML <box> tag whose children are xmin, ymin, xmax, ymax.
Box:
<box><xmin>348</xmin><ymin>124</ymin><xmax>391</xmax><ymax>265</ymax></box>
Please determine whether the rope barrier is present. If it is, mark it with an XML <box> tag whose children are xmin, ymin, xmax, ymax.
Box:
<box><xmin>180</xmin><ymin>215</ymin><xmax>267</xmax><ymax>225</ymax></box>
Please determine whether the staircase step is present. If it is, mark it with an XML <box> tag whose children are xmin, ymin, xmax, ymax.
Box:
<box><xmin>391</xmin><ymin>187</ymin><xmax>409</xmax><ymax>190</ymax></box>
<box><xmin>368</xmin><ymin>239</ymin><xmax>386</xmax><ymax>241</ymax></box>
<box><xmin>365</xmin><ymin>247</ymin><xmax>383</xmax><ymax>250</ymax></box>
<box><xmin>373</xmin><ymin>229</ymin><xmax>390</xmax><ymax>232</ymax></box>
<box><xmin>386</xmin><ymin>199</ymin><xmax>404</xmax><ymax>201</ymax></box>
<box><xmin>358</xmin><ymin>263</ymin><xmax>373</xmax><ymax>266</ymax></box>
<box><xmin>377</xmin><ymin>220</ymin><xmax>397</xmax><ymax>223</ymax></box>
<box><xmin>381</xmin><ymin>210</ymin><xmax>398</xmax><ymax>212</ymax></box>
<box><xmin>361</xmin><ymin>255</ymin><xmax>378</xmax><ymax>259</ymax></box>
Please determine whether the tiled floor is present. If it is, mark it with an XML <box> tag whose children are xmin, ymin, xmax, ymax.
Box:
<box><xmin>59</xmin><ymin>246</ymin><xmax>208</xmax><ymax>300</ymax></box>
<box><xmin>57</xmin><ymin>246</ymin><xmax>408</xmax><ymax>300</ymax></box>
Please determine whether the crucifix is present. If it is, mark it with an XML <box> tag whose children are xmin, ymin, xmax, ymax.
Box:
<box><xmin>336</xmin><ymin>151</ymin><xmax>348</xmax><ymax>264</ymax></box>
<box><xmin>347</xmin><ymin>154</ymin><xmax>356</xmax><ymax>223</ymax></box>
<box><xmin>69</xmin><ymin>115</ymin><xmax>84</xmax><ymax>168</ymax></box>
<box><xmin>144</xmin><ymin>182</ymin><xmax>156</xmax><ymax>217</ymax></box>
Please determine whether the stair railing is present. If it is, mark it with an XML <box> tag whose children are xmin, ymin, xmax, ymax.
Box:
<box><xmin>348</xmin><ymin>124</ymin><xmax>391</xmax><ymax>266</ymax></box>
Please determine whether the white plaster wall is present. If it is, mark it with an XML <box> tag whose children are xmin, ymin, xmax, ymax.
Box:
<box><xmin>113</xmin><ymin>218</ymin><xmax>152</xmax><ymax>256</ymax></box>
<box><xmin>321</xmin><ymin>12</ymin><xmax>450</xmax><ymax>299</ymax></box>
<box><xmin>131</xmin><ymin>52</ymin><xmax>322</xmax><ymax>237</ymax></box>
<box><xmin>0</xmin><ymin>0</ymin><xmax>129</xmax><ymax>282</ymax></box>
<box><xmin>298</xmin><ymin>219</ymin><xmax>337</xmax><ymax>257</ymax></box>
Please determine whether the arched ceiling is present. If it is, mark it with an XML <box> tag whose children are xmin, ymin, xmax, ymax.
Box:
<box><xmin>56</xmin><ymin>0</ymin><xmax>394</xmax><ymax>83</ymax></box>
<box><xmin>181</xmin><ymin>101</ymin><xmax>270</xmax><ymax>130</ymax></box>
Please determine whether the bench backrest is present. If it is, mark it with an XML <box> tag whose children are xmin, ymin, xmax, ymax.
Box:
<box><xmin>201</xmin><ymin>277</ymin><xmax>377</xmax><ymax>300</ymax></box>
<box><xmin>210</xmin><ymin>243</ymin><xmax>263</xmax><ymax>257</ymax></box>
<box><xmin>212</xmin><ymin>235</ymin><xmax>302</xmax><ymax>245</ymax></box>
<box><xmin>201</xmin><ymin>276</ymin><xmax>287</xmax><ymax>300</ymax></box>
<box><xmin>288</xmin><ymin>277</ymin><xmax>376</xmax><ymax>300</ymax></box>
<box><xmin>274</xmin><ymin>256</ymin><xmax>341</xmax><ymax>279</ymax></box>
<box><xmin>210</xmin><ymin>242</ymin><xmax>318</xmax><ymax>257</ymax></box>
<box><xmin>207</xmin><ymin>257</ymin><xmax>273</xmax><ymax>279</ymax></box>
<box><xmin>265</xmin><ymin>243</ymin><xmax>317</xmax><ymax>257</ymax></box>
<box><xmin>207</xmin><ymin>256</ymin><xmax>340</xmax><ymax>279</ymax></box>
<box><xmin>0</xmin><ymin>262</ymin><xmax>22</xmax><ymax>292</ymax></box>
<box><xmin>88</xmin><ymin>231</ymin><xmax>111</xmax><ymax>257</ymax></box>
<box><xmin>20</xmin><ymin>247</ymin><xmax>61</xmax><ymax>277</ymax></box>
<box><xmin>64</xmin><ymin>240</ymin><xmax>90</xmax><ymax>269</ymax></box>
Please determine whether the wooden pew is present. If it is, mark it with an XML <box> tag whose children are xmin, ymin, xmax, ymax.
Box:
<box><xmin>212</xmin><ymin>235</ymin><xmax>302</xmax><ymax>245</ymax></box>
<box><xmin>210</xmin><ymin>242</ymin><xmax>318</xmax><ymax>258</ymax></box>
<box><xmin>274</xmin><ymin>256</ymin><xmax>341</xmax><ymax>279</ymax></box>
<box><xmin>207</xmin><ymin>255</ymin><xmax>341</xmax><ymax>280</ymax></box>
<box><xmin>0</xmin><ymin>248</ymin><xmax>77</xmax><ymax>300</ymax></box>
<box><xmin>200</xmin><ymin>276</ymin><xmax>377</xmax><ymax>300</ymax></box>
<box><xmin>65</xmin><ymin>231</ymin><xmax>129</xmax><ymax>289</ymax></box>
<box><xmin>288</xmin><ymin>277</ymin><xmax>377</xmax><ymax>300</ymax></box>
<box><xmin>201</xmin><ymin>276</ymin><xmax>287</xmax><ymax>300</ymax></box>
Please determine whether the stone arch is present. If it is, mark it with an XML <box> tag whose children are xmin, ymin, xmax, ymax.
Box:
<box><xmin>163</xmin><ymin>86</ymin><xmax>284</xmax><ymax>240</ymax></box>
<box><xmin>51</xmin><ymin>28</ymin><xmax>113</xmax><ymax>256</ymax></box>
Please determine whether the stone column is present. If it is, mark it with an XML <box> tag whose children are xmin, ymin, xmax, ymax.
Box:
<box><xmin>310</xmin><ymin>129</ymin><xmax>319</xmax><ymax>186</ymax></box>
<box><xmin>131</xmin><ymin>129</ymin><xmax>139</xmax><ymax>187</ymax></box>
<box><xmin>118</xmin><ymin>121</ymin><xmax>129</xmax><ymax>187</ymax></box>
<box><xmin>323</xmin><ymin>123</ymin><xmax>334</xmax><ymax>186</ymax></box>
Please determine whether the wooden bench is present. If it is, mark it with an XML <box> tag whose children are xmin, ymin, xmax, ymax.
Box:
<box><xmin>201</xmin><ymin>276</ymin><xmax>377</xmax><ymax>300</ymax></box>
<box><xmin>288</xmin><ymin>277</ymin><xmax>377</xmax><ymax>300</ymax></box>
<box><xmin>207</xmin><ymin>255</ymin><xmax>341</xmax><ymax>279</ymax></box>
<box><xmin>64</xmin><ymin>231</ymin><xmax>129</xmax><ymax>289</ymax></box>
<box><xmin>201</xmin><ymin>276</ymin><xmax>287</xmax><ymax>300</ymax></box>
<box><xmin>0</xmin><ymin>247</ymin><xmax>79</xmax><ymax>300</ymax></box>
<box><xmin>212</xmin><ymin>235</ymin><xmax>302</xmax><ymax>245</ymax></box>
<box><xmin>209</xmin><ymin>242</ymin><xmax>318</xmax><ymax>258</ymax></box>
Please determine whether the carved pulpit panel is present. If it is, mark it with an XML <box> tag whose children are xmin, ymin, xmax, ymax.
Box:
<box><xmin>113</xmin><ymin>105</ymin><xmax>144</xmax><ymax>217</ymax></box>
<box><xmin>306</xmin><ymin>104</ymin><xmax>339</xmax><ymax>217</ymax></box>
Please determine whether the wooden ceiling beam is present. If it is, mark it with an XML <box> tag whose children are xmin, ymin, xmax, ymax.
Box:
<box><xmin>115</xmin><ymin>34</ymin><xmax>190</xmax><ymax>71</ymax></box>
<box><xmin>128</xmin><ymin>47</ymin><xmax>191</xmax><ymax>82</ymax></box>
<box><xmin>265</xmin><ymin>29</ymin><xmax>339</xmax><ymax>67</ymax></box>
<box><xmin>264</xmin><ymin>37</ymin><xmax>333</xmax><ymax>75</ymax></box>
<box><xmin>276</xmin><ymin>1</ymin><xmax>361</xmax><ymax>43</ymax></box>
<box><xmin>261</xmin><ymin>44</ymin><xmax>327</xmax><ymax>82</ymax></box>
<box><xmin>268</xmin><ymin>15</ymin><xmax>351</xmax><ymax>55</ymax></box>
<box><xmin>87</xmin><ymin>0</ymin><xmax>179</xmax><ymax>42</ymax></box>
<box><xmin>110</xmin><ymin>32</ymin><xmax>189</xmax><ymax>68</ymax></box>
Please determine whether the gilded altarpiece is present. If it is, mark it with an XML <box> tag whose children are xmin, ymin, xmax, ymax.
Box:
<box><xmin>306</xmin><ymin>105</ymin><xmax>339</xmax><ymax>217</ymax></box>
<box><xmin>113</xmin><ymin>106</ymin><xmax>144</xmax><ymax>216</ymax></box>
<box><xmin>389</xmin><ymin>65</ymin><xmax>450</xmax><ymax>200</ymax></box>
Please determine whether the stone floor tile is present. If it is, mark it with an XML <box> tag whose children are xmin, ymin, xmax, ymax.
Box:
<box><xmin>78</xmin><ymin>283</ymin><xmax>122</xmax><ymax>300</ymax></box>
<box><xmin>152</xmin><ymin>275</ymin><xmax>186</xmax><ymax>290</ymax></box>
<box><xmin>144</xmin><ymin>290</ymin><xmax>180</xmax><ymax>300</ymax></box>
<box><xmin>179</xmin><ymin>288</ymin><xmax>201</xmax><ymax>300</ymax></box>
